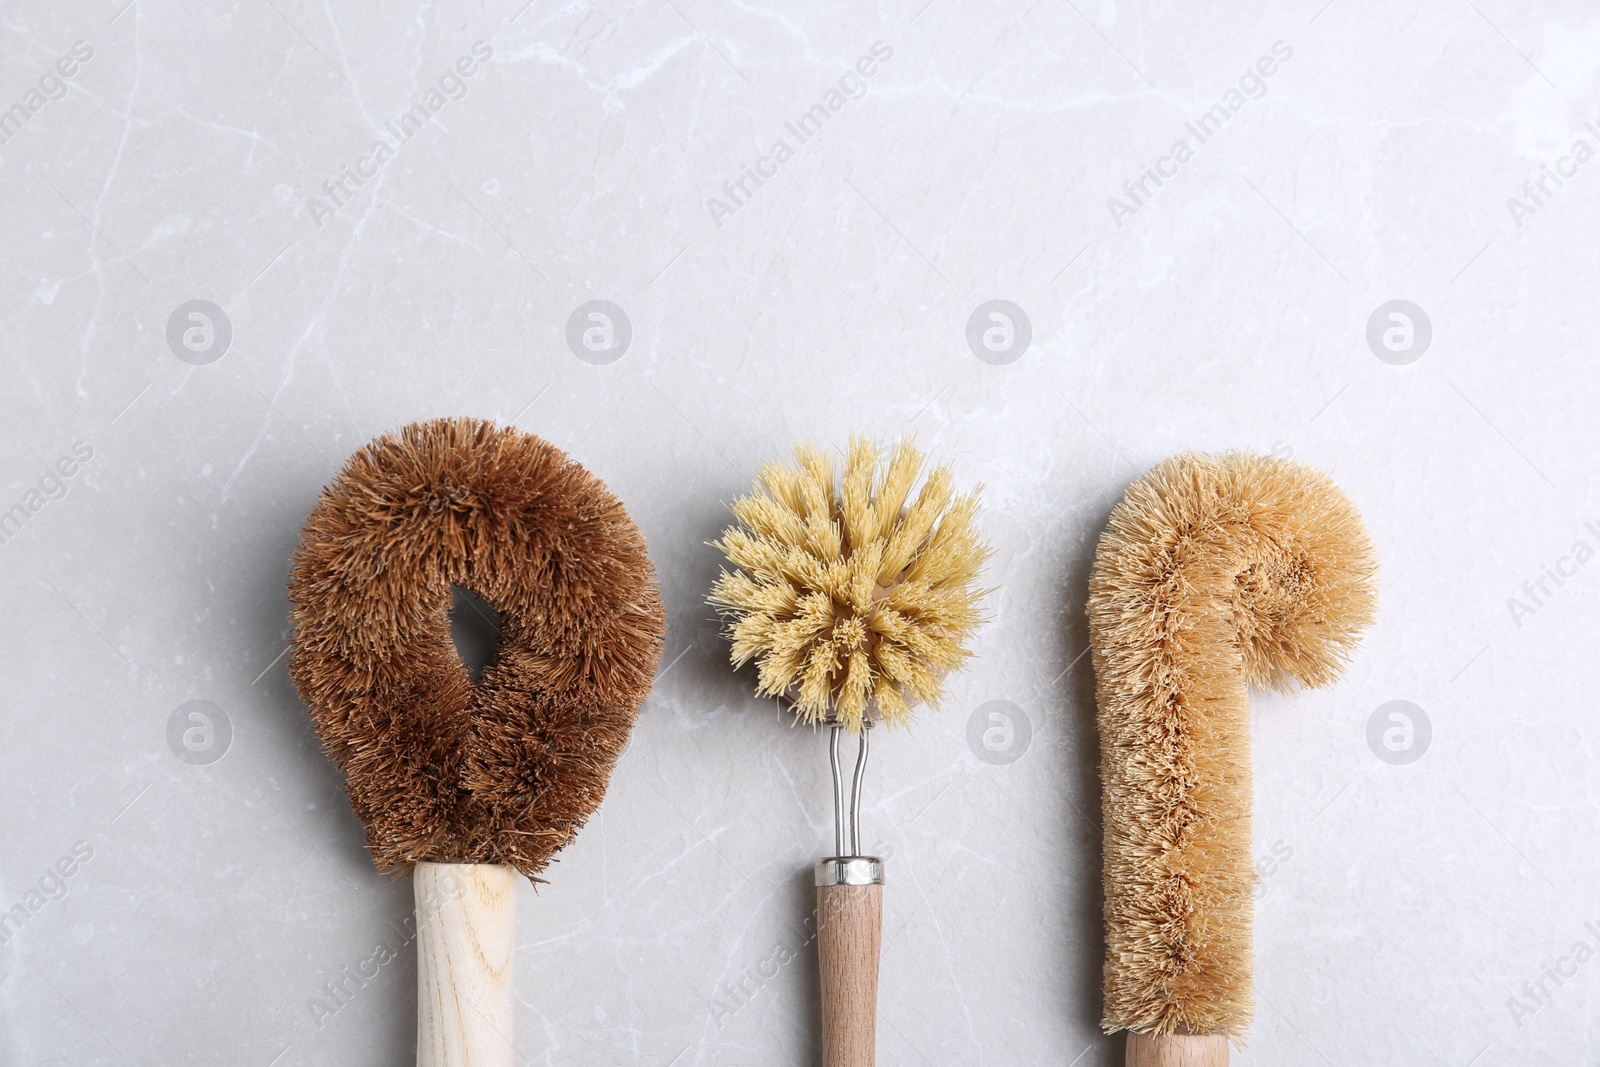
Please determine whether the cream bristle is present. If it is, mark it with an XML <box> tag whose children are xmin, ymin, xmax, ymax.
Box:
<box><xmin>710</xmin><ymin>437</ymin><xmax>990</xmax><ymax>732</ymax></box>
<box><xmin>1089</xmin><ymin>451</ymin><xmax>1377</xmax><ymax>1038</ymax></box>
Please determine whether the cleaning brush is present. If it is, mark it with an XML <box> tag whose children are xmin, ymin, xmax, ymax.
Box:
<box><xmin>286</xmin><ymin>417</ymin><xmax>665</xmax><ymax>1067</ymax></box>
<box><xmin>1087</xmin><ymin>451</ymin><xmax>1377</xmax><ymax>1065</ymax></box>
<box><xmin>709</xmin><ymin>436</ymin><xmax>988</xmax><ymax>1067</ymax></box>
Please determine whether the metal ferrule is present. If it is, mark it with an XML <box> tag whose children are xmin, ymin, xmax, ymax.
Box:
<box><xmin>814</xmin><ymin>856</ymin><xmax>885</xmax><ymax>886</ymax></box>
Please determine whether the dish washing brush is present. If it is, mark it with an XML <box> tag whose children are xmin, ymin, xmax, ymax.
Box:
<box><xmin>1088</xmin><ymin>451</ymin><xmax>1376</xmax><ymax>1065</ymax></box>
<box><xmin>709</xmin><ymin>436</ymin><xmax>989</xmax><ymax>1067</ymax></box>
<box><xmin>287</xmin><ymin>417</ymin><xmax>665</xmax><ymax>1067</ymax></box>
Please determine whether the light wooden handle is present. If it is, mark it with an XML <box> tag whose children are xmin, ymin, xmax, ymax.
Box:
<box><xmin>816</xmin><ymin>882</ymin><xmax>882</xmax><ymax>1067</ymax></box>
<box><xmin>415</xmin><ymin>862</ymin><xmax>517</xmax><ymax>1067</ymax></box>
<box><xmin>1125</xmin><ymin>1032</ymin><xmax>1229</xmax><ymax>1066</ymax></box>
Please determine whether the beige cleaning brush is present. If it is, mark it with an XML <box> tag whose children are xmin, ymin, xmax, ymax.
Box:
<box><xmin>286</xmin><ymin>418</ymin><xmax>665</xmax><ymax>1066</ymax></box>
<box><xmin>1087</xmin><ymin>451</ymin><xmax>1376</xmax><ymax>1066</ymax></box>
<box><xmin>709</xmin><ymin>436</ymin><xmax>988</xmax><ymax>1067</ymax></box>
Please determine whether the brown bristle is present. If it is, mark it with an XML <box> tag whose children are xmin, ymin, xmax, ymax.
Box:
<box><xmin>286</xmin><ymin>418</ymin><xmax>666</xmax><ymax>881</ymax></box>
<box><xmin>1088</xmin><ymin>451</ymin><xmax>1377</xmax><ymax>1037</ymax></box>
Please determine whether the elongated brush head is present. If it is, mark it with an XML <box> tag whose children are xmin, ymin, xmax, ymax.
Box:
<box><xmin>709</xmin><ymin>437</ymin><xmax>989</xmax><ymax>732</ymax></box>
<box><xmin>287</xmin><ymin>418</ymin><xmax>665</xmax><ymax>881</ymax></box>
<box><xmin>1088</xmin><ymin>451</ymin><xmax>1376</xmax><ymax>1037</ymax></box>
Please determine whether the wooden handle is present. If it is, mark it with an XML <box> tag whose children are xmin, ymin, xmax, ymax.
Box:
<box><xmin>415</xmin><ymin>862</ymin><xmax>517</xmax><ymax>1067</ymax></box>
<box><xmin>1125</xmin><ymin>1032</ymin><xmax>1229</xmax><ymax>1066</ymax></box>
<box><xmin>816</xmin><ymin>882</ymin><xmax>882</xmax><ymax>1067</ymax></box>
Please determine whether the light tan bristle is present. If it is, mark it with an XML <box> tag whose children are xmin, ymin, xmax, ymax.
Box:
<box><xmin>1088</xmin><ymin>451</ymin><xmax>1377</xmax><ymax>1037</ymax></box>
<box><xmin>709</xmin><ymin>437</ymin><xmax>990</xmax><ymax>732</ymax></box>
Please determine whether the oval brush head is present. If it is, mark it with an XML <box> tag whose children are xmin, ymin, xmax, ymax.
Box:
<box><xmin>1088</xmin><ymin>451</ymin><xmax>1377</xmax><ymax>1039</ymax></box>
<box><xmin>709</xmin><ymin>436</ymin><xmax>989</xmax><ymax>732</ymax></box>
<box><xmin>286</xmin><ymin>417</ymin><xmax>666</xmax><ymax>881</ymax></box>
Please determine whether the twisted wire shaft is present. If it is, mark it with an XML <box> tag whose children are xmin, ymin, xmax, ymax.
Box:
<box><xmin>829</xmin><ymin>724</ymin><xmax>846</xmax><ymax>857</ymax></box>
<box><xmin>828</xmin><ymin>720</ymin><xmax>872</xmax><ymax>857</ymax></box>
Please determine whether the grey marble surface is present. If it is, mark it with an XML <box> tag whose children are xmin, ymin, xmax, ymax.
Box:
<box><xmin>2</xmin><ymin>1</ymin><xmax>1597</xmax><ymax>1064</ymax></box>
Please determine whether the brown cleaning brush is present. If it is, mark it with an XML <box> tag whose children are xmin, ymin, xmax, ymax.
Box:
<box><xmin>709</xmin><ymin>436</ymin><xmax>988</xmax><ymax>1067</ymax></box>
<box><xmin>287</xmin><ymin>417</ymin><xmax>665</xmax><ymax>1067</ymax></box>
<box><xmin>1087</xmin><ymin>451</ymin><xmax>1377</xmax><ymax>1066</ymax></box>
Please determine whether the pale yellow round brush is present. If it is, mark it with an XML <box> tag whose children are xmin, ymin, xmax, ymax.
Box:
<box><xmin>1087</xmin><ymin>452</ymin><xmax>1377</xmax><ymax>1066</ymax></box>
<box><xmin>710</xmin><ymin>436</ymin><xmax>989</xmax><ymax>1067</ymax></box>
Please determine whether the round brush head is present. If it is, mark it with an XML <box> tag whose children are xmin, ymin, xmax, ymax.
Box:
<box><xmin>287</xmin><ymin>418</ymin><xmax>666</xmax><ymax>880</ymax></box>
<box><xmin>709</xmin><ymin>436</ymin><xmax>989</xmax><ymax>732</ymax></box>
<box><xmin>1088</xmin><ymin>451</ymin><xmax>1377</xmax><ymax>1037</ymax></box>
